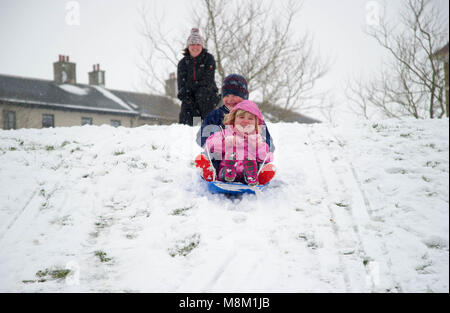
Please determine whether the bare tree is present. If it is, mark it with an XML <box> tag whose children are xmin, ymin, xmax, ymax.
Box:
<box><xmin>192</xmin><ymin>0</ymin><xmax>329</xmax><ymax>112</ymax></box>
<box><xmin>138</xmin><ymin>0</ymin><xmax>329</xmax><ymax>114</ymax></box>
<box><xmin>136</xmin><ymin>3</ymin><xmax>184</xmax><ymax>96</ymax></box>
<box><xmin>347</xmin><ymin>0</ymin><xmax>448</xmax><ymax>119</ymax></box>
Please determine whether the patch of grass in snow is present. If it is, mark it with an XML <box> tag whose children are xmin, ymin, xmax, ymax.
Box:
<box><xmin>37</xmin><ymin>268</ymin><xmax>71</xmax><ymax>280</ymax></box>
<box><xmin>372</xmin><ymin>123</ymin><xmax>389</xmax><ymax>132</ymax></box>
<box><xmin>113</xmin><ymin>150</ymin><xmax>125</xmax><ymax>156</ymax></box>
<box><xmin>424</xmin><ymin>242</ymin><xmax>441</xmax><ymax>249</ymax></box>
<box><xmin>425</xmin><ymin>160</ymin><xmax>440</xmax><ymax>168</ymax></box>
<box><xmin>9</xmin><ymin>146</ymin><xmax>17</xmax><ymax>151</ymax></box>
<box><xmin>126</xmin><ymin>233</ymin><xmax>137</xmax><ymax>239</ymax></box>
<box><xmin>335</xmin><ymin>202</ymin><xmax>349</xmax><ymax>208</ymax></box>
<box><xmin>171</xmin><ymin>205</ymin><xmax>195</xmax><ymax>216</ymax></box>
<box><xmin>415</xmin><ymin>257</ymin><xmax>433</xmax><ymax>274</ymax></box>
<box><xmin>169</xmin><ymin>234</ymin><xmax>201</xmax><ymax>257</ymax></box>
<box><xmin>95</xmin><ymin>216</ymin><xmax>113</xmax><ymax>228</ymax></box>
<box><xmin>23</xmin><ymin>268</ymin><xmax>71</xmax><ymax>284</ymax></box>
<box><xmin>307</xmin><ymin>241</ymin><xmax>320</xmax><ymax>250</ymax></box>
<box><xmin>423</xmin><ymin>237</ymin><xmax>447</xmax><ymax>250</ymax></box>
<box><xmin>39</xmin><ymin>188</ymin><xmax>53</xmax><ymax>201</ymax></box>
<box><xmin>297</xmin><ymin>233</ymin><xmax>320</xmax><ymax>250</ymax></box>
<box><xmin>38</xmin><ymin>188</ymin><xmax>51</xmax><ymax>209</ymax></box>
<box><xmin>95</xmin><ymin>251</ymin><xmax>113</xmax><ymax>263</ymax></box>
<box><xmin>61</xmin><ymin>140</ymin><xmax>70</xmax><ymax>147</ymax></box>
<box><xmin>45</xmin><ymin>145</ymin><xmax>55</xmax><ymax>151</ymax></box>
<box><xmin>362</xmin><ymin>258</ymin><xmax>373</xmax><ymax>267</ymax></box>
<box><xmin>51</xmin><ymin>215</ymin><xmax>73</xmax><ymax>226</ymax></box>
<box><xmin>386</xmin><ymin>167</ymin><xmax>408</xmax><ymax>175</ymax></box>
<box><xmin>71</xmin><ymin>147</ymin><xmax>81</xmax><ymax>153</ymax></box>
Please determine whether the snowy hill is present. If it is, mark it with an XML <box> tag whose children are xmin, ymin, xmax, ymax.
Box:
<box><xmin>0</xmin><ymin>119</ymin><xmax>448</xmax><ymax>292</ymax></box>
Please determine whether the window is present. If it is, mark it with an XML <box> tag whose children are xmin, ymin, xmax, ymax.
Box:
<box><xmin>42</xmin><ymin>114</ymin><xmax>54</xmax><ymax>128</ymax></box>
<box><xmin>81</xmin><ymin>117</ymin><xmax>93</xmax><ymax>125</ymax></box>
<box><xmin>110</xmin><ymin>120</ymin><xmax>121</xmax><ymax>127</ymax></box>
<box><xmin>7</xmin><ymin>111</ymin><xmax>16</xmax><ymax>129</ymax></box>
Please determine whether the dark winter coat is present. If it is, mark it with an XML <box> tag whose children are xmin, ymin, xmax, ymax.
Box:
<box><xmin>177</xmin><ymin>49</ymin><xmax>219</xmax><ymax>124</ymax></box>
<box><xmin>196</xmin><ymin>105</ymin><xmax>275</xmax><ymax>172</ymax></box>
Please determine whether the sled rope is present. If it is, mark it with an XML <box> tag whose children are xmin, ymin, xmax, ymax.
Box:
<box><xmin>257</xmin><ymin>147</ymin><xmax>269</xmax><ymax>177</ymax></box>
<box><xmin>204</xmin><ymin>143</ymin><xmax>217</xmax><ymax>181</ymax></box>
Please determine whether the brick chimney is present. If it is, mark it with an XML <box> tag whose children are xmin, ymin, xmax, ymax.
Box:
<box><xmin>53</xmin><ymin>55</ymin><xmax>77</xmax><ymax>84</ymax></box>
<box><xmin>88</xmin><ymin>63</ymin><xmax>106</xmax><ymax>86</ymax></box>
<box><xmin>165</xmin><ymin>72</ymin><xmax>177</xmax><ymax>98</ymax></box>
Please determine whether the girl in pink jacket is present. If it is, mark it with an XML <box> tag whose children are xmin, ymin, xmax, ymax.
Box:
<box><xmin>204</xmin><ymin>100</ymin><xmax>275</xmax><ymax>186</ymax></box>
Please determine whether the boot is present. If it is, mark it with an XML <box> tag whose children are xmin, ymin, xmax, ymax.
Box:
<box><xmin>220</xmin><ymin>153</ymin><xmax>237</xmax><ymax>182</ymax></box>
<box><xmin>243</xmin><ymin>159</ymin><xmax>258</xmax><ymax>186</ymax></box>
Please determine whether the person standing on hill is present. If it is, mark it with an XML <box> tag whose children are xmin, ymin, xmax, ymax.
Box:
<box><xmin>177</xmin><ymin>28</ymin><xmax>219</xmax><ymax>126</ymax></box>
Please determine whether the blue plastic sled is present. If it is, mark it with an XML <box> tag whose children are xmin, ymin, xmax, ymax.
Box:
<box><xmin>206</xmin><ymin>180</ymin><xmax>268</xmax><ymax>195</ymax></box>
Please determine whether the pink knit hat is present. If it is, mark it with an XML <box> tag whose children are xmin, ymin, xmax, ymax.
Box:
<box><xmin>230</xmin><ymin>100</ymin><xmax>264</xmax><ymax>125</ymax></box>
<box><xmin>186</xmin><ymin>28</ymin><xmax>204</xmax><ymax>47</ymax></box>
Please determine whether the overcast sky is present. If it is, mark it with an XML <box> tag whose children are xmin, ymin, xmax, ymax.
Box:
<box><xmin>0</xmin><ymin>0</ymin><xmax>448</xmax><ymax>110</ymax></box>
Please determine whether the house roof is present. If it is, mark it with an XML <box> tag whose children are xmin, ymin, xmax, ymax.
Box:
<box><xmin>258</xmin><ymin>102</ymin><xmax>321</xmax><ymax>124</ymax></box>
<box><xmin>109</xmin><ymin>89</ymin><xmax>180</xmax><ymax>121</ymax></box>
<box><xmin>0</xmin><ymin>74</ymin><xmax>180</xmax><ymax>120</ymax></box>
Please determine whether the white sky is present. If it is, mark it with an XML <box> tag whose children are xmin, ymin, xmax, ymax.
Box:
<box><xmin>0</xmin><ymin>0</ymin><xmax>448</xmax><ymax>110</ymax></box>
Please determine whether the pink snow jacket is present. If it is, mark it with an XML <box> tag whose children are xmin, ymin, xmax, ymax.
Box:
<box><xmin>205</xmin><ymin>101</ymin><xmax>274</xmax><ymax>164</ymax></box>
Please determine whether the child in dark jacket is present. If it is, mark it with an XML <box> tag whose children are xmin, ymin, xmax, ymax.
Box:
<box><xmin>177</xmin><ymin>28</ymin><xmax>219</xmax><ymax>126</ymax></box>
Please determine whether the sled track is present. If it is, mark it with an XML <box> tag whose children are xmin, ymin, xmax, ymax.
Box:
<box><xmin>0</xmin><ymin>182</ymin><xmax>63</xmax><ymax>249</ymax></box>
<box><xmin>312</xmin><ymin>129</ymin><xmax>379</xmax><ymax>292</ymax></box>
<box><xmin>202</xmin><ymin>249</ymin><xmax>238</xmax><ymax>292</ymax></box>
<box><xmin>306</xmin><ymin>130</ymin><xmax>353</xmax><ymax>292</ymax></box>
<box><xmin>0</xmin><ymin>189</ymin><xmax>38</xmax><ymax>246</ymax></box>
<box><xmin>327</xmin><ymin>130</ymin><xmax>403</xmax><ymax>292</ymax></box>
<box><xmin>308</xmin><ymin>126</ymin><xmax>403</xmax><ymax>292</ymax></box>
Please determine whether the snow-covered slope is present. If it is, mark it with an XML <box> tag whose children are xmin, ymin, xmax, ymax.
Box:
<box><xmin>0</xmin><ymin>119</ymin><xmax>448</xmax><ymax>292</ymax></box>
